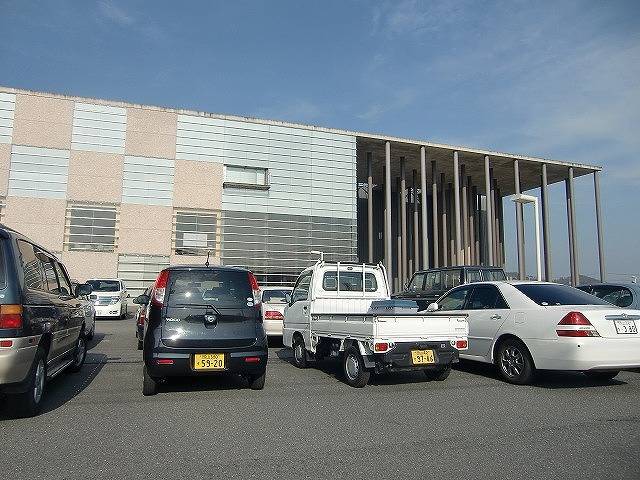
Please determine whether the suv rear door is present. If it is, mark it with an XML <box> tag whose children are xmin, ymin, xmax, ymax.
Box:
<box><xmin>161</xmin><ymin>269</ymin><xmax>260</xmax><ymax>349</ymax></box>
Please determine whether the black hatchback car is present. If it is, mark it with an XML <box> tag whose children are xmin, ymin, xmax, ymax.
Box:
<box><xmin>137</xmin><ymin>266</ymin><xmax>268</xmax><ymax>395</ymax></box>
<box><xmin>0</xmin><ymin>225</ymin><xmax>92</xmax><ymax>416</ymax></box>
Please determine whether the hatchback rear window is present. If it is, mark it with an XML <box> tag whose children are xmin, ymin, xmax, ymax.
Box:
<box><xmin>166</xmin><ymin>270</ymin><xmax>252</xmax><ymax>308</ymax></box>
<box><xmin>262</xmin><ymin>290</ymin><xmax>291</xmax><ymax>303</ymax></box>
<box><xmin>514</xmin><ymin>283</ymin><xmax>610</xmax><ymax>306</ymax></box>
<box><xmin>0</xmin><ymin>240</ymin><xmax>5</xmax><ymax>289</ymax></box>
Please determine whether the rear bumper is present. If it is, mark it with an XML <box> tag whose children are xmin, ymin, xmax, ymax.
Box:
<box><xmin>0</xmin><ymin>336</ymin><xmax>39</xmax><ymax>388</ymax></box>
<box><xmin>527</xmin><ymin>337</ymin><xmax>640</xmax><ymax>371</ymax></box>
<box><xmin>372</xmin><ymin>341</ymin><xmax>459</xmax><ymax>372</ymax></box>
<box><xmin>146</xmin><ymin>349</ymin><xmax>268</xmax><ymax>378</ymax></box>
<box><xmin>95</xmin><ymin>301</ymin><xmax>122</xmax><ymax>317</ymax></box>
<box><xmin>263</xmin><ymin>319</ymin><xmax>283</xmax><ymax>336</ymax></box>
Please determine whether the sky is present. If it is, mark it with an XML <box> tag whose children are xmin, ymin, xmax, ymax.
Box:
<box><xmin>1</xmin><ymin>0</ymin><xmax>639</xmax><ymax>280</ymax></box>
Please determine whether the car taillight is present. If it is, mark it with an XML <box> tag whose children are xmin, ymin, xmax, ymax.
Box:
<box><xmin>264</xmin><ymin>310</ymin><xmax>284</xmax><ymax>320</ymax></box>
<box><xmin>455</xmin><ymin>339</ymin><xmax>468</xmax><ymax>350</ymax></box>
<box><xmin>556</xmin><ymin>311</ymin><xmax>600</xmax><ymax>337</ymax></box>
<box><xmin>374</xmin><ymin>342</ymin><xmax>390</xmax><ymax>352</ymax></box>
<box><xmin>0</xmin><ymin>305</ymin><xmax>23</xmax><ymax>329</ymax></box>
<box><xmin>152</xmin><ymin>269</ymin><xmax>170</xmax><ymax>306</ymax></box>
<box><xmin>137</xmin><ymin>311</ymin><xmax>146</xmax><ymax>326</ymax></box>
<box><xmin>248</xmin><ymin>272</ymin><xmax>261</xmax><ymax>306</ymax></box>
<box><xmin>244</xmin><ymin>356</ymin><xmax>261</xmax><ymax>363</ymax></box>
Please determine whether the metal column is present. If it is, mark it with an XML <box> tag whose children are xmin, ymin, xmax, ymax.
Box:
<box><xmin>594</xmin><ymin>171</ymin><xmax>606</xmax><ymax>282</ymax></box>
<box><xmin>420</xmin><ymin>147</ymin><xmax>429</xmax><ymax>270</ymax></box>
<box><xmin>483</xmin><ymin>156</ymin><xmax>494</xmax><ymax>266</ymax></box>
<box><xmin>514</xmin><ymin>159</ymin><xmax>525</xmax><ymax>279</ymax></box>
<box><xmin>413</xmin><ymin>169</ymin><xmax>420</xmax><ymax>272</ymax></box>
<box><xmin>468</xmin><ymin>178</ymin><xmax>475</xmax><ymax>264</ymax></box>
<box><xmin>568</xmin><ymin>167</ymin><xmax>580</xmax><ymax>285</ymax></box>
<box><xmin>565</xmin><ymin>178</ymin><xmax>576</xmax><ymax>286</ymax></box>
<box><xmin>384</xmin><ymin>142</ymin><xmax>392</xmax><ymax>287</ymax></box>
<box><xmin>453</xmin><ymin>152</ymin><xmax>462</xmax><ymax>266</ymax></box>
<box><xmin>448</xmin><ymin>183</ymin><xmax>455</xmax><ymax>266</ymax></box>
<box><xmin>541</xmin><ymin>164</ymin><xmax>552</xmax><ymax>281</ymax></box>
<box><xmin>431</xmin><ymin>161</ymin><xmax>439</xmax><ymax>268</ymax></box>
<box><xmin>461</xmin><ymin>165</ymin><xmax>469</xmax><ymax>264</ymax></box>
<box><xmin>367</xmin><ymin>152</ymin><xmax>373</xmax><ymax>264</ymax></box>
<box><xmin>400</xmin><ymin>158</ymin><xmax>408</xmax><ymax>287</ymax></box>
<box><xmin>441</xmin><ymin>173</ymin><xmax>448</xmax><ymax>267</ymax></box>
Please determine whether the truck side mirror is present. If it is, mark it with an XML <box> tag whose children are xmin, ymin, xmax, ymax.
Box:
<box><xmin>426</xmin><ymin>302</ymin><xmax>439</xmax><ymax>312</ymax></box>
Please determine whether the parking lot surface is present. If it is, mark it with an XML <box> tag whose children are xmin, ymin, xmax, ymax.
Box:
<box><xmin>1</xmin><ymin>319</ymin><xmax>639</xmax><ymax>480</ymax></box>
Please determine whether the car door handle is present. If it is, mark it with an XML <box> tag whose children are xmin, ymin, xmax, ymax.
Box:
<box><xmin>490</xmin><ymin>314</ymin><xmax>502</xmax><ymax>320</ymax></box>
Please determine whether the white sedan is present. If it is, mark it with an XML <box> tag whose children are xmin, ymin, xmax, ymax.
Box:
<box><xmin>428</xmin><ymin>281</ymin><xmax>640</xmax><ymax>384</ymax></box>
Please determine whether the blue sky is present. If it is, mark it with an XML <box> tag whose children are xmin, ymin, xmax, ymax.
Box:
<box><xmin>1</xmin><ymin>0</ymin><xmax>639</xmax><ymax>280</ymax></box>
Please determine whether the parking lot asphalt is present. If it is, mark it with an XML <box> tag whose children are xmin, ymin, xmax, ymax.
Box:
<box><xmin>1</xmin><ymin>318</ymin><xmax>639</xmax><ymax>480</ymax></box>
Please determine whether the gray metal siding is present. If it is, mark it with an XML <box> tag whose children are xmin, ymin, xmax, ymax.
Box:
<box><xmin>0</xmin><ymin>92</ymin><xmax>15</xmax><ymax>144</ymax></box>
<box><xmin>175</xmin><ymin>114</ymin><xmax>356</xmax><ymax>219</ymax></box>
<box><xmin>71</xmin><ymin>102</ymin><xmax>126</xmax><ymax>154</ymax></box>
<box><xmin>117</xmin><ymin>254</ymin><xmax>169</xmax><ymax>296</ymax></box>
<box><xmin>122</xmin><ymin>155</ymin><xmax>174</xmax><ymax>206</ymax></box>
<box><xmin>8</xmin><ymin>145</ymin><xmax>70</xmax><ymax>199</ymax></box>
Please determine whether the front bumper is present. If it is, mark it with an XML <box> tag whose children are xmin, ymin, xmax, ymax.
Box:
<box><xmin>146</xmin><ymin>349</ymin><xmax>268</xmax><ymax>378</ymax></box>
<box><xmin>94</xmin><ymin>301</ymin><xmax>122</xmax><ymax>318</ymax></box>
<box><xmin>0</xmin><ymin>336</ymin><xmax>39</xmax><ymax>387</ymax></box>
<box><xmin>527</xmin><ymin>337</ymin><xmax>640</xmax><ymax>371</ymax></box>
<box><xmin>371</xmin><ymin>341</ymin><xmax>459</xmax><ymax>372</ymax></box>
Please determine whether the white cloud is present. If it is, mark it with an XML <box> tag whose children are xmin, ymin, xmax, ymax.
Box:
<box><xmin>98</xmin><ymin>0</ymin><xmax>134</xmax><ymax>27</ymax></box>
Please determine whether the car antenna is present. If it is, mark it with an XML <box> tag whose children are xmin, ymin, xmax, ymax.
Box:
<box><xmin>205</xmin><ymin>250</ymin><xmax>210</xmax><ymax>267</ymax></box>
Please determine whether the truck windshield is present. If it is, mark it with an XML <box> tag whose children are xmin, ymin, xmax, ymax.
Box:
<box><xmin>166</xmin><ymin>270</ymin><xmax>253</xmax><ymax>308</ymax></box>
<box><xmin>514</xmin><ymin>283</ymin><xmax>610</xmax><ymax>306</ymax></box>
<box><xmin>323</xmin><ymin>271</ymin><xmax>378</xmax><ymax>292</ymax></box>
<box><xmin>87</xmin><ymin>280</ymin><xmax>120</xmax><ymax>292</ymax></box>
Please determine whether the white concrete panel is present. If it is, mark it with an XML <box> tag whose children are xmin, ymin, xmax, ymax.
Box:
<box><xmin>0</xmin><ymin>92</ymin><xmax>16</xmax><ymax>144</ymax></box>
<box><xmin>8</xmin><ymin>145</ymin><xmax>69</xmax><ymax>198</ymax></box>
<box><xmin>71</xmin><ymin>102</ymin><xmax>126</xmax><ymax>154</ymax></box>
<box><xmin>122</xmin><ymin>155</ymin><xmax>174</xmax><ymax>206</ymax></box>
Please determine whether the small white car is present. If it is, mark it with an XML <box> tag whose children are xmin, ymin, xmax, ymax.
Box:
<box><xmin>87</xmin><ymin>278</ymin><xmax>129</xmax><ymax>319</ymax></box>
<box><xmin>430</xmin><ymin>281</ymin><xmax>640</xmax><ymax>384</ymax></box>
<box><xmin>260</xmin><ymin>286</ymin><xmax>293</xmax><ymax>336</ymax></box>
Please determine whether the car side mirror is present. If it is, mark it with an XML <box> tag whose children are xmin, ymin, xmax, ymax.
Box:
<box><xmin>134</xmin><ymin>294</ymin><xmax>150</xmax><ymax>305</ymax></box>
<box><xmin>426</xmin><ymin>302</ymin><xmax>439</xmax><ymax>312</ymax></box>
<box><xmin>75</xmin><ymin>283</ymin><xmax>92</xmax><ymax>297</ymax></box>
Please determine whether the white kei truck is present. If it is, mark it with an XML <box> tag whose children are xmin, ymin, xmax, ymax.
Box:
<box><xmin>283</xmin><ymin>261</ymin><xmax>469</xmax><ymax>387</ymax></box>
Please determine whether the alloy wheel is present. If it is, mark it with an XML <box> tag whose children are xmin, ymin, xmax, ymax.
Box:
<box><xmin>33</xmin><ymin>360</ymin><xmax>45</xmax><ymax>404</ymax></box>
<box><xmin>501</xmin><ymin>346</ymin><xmax>524</xmax><ymax>378</ymax></box>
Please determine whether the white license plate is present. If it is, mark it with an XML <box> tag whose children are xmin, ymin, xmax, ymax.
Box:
<box><xmin>614</xmin><ymin>320</ymin><xmax>638</xmax><ymax>334</ymax></box>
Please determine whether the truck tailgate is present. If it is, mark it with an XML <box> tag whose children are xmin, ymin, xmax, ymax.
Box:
<box><xmin>374</xmin><ymin>314</ymin><xmax>468</xmax><ymax>340</ymax></box>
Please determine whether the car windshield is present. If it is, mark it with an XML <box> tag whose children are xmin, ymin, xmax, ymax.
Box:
<box><xmin>514</xmin><ymin>283</ymin><xmax>611</xmax><ymax>306</ymax></box>
<box><xmin>262</xmin><ymin>289</ymin><xmax>291</xmax><ymax>303</ymax></box>
<box><xmin>87</xmin><ymin>280</ymin><xmax>120</xmax><ymax>292</ymax></box>
<box><xmin>484</xmin><ymin>269</ymin><xmax>507</xmax><ymax>281</ymax></box>
<box><xmin>166</xmin><ymin>270</ymin><xmax>253</xmax><ymax>308</ymax></box>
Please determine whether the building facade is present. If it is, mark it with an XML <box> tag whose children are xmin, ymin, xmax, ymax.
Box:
<box><xmin>0</xmin><ymin>86</ymin><xmax>605</xmax><ymax>294</ymax></box>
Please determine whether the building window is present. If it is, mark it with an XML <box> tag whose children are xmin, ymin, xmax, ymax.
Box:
<box><xmin>223</xmin><ymin>165</ymin><xmax>269</xmax><ymax>189</ymax></box>
<box><xmin>65</xmin><ymin>203</ymin><xmax>118</xmax><ymax>252</ymax></box>
<box><xmin>117</xmin><ymin>254</ymin><xmax>170</xmax><ymax>296</ymax></box>
<box><xmin>173</xmin><ymin>210</ymin><xmax>218</xmax><ymax>255</ymax></box>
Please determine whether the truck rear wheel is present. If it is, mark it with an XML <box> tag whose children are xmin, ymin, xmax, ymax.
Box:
<box><xmin>342</xmin><ymin>346</ymin><xmax>370</xmax><ymax>388</ymax></box>
<box><xmin>292</xmin><ymin>334</ymin><xmax>308</xmax><ymax>369</ymax></box>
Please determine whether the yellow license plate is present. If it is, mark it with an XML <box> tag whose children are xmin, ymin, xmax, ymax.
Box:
<box><xmin>193</xmin><ymin>353</ymin><xmax>225</xmax><ymax>371</ymax></box>
<box><xmin>411</xmin><ymin>349</ymin><xmax>435</xmax><ymax>365</ymax></box>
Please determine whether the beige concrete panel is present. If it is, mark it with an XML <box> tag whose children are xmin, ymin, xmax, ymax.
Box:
<box><xmin>170</xmin><ymin>254</ymin><xmax>220</xmax><ymax>266</ymax></box>
<box><xmin>59</xmin><ymin>251</ymin><xmax>119</xmax><ymax>282</ymax></box>
<box><xmin>125</xmin><ymin>108</ymin><xmax>177</xmax><ymax>159</ymax></box>
<box><xmin>173</xmin><ymin>160</ymin><xmax>222</xmax><ymax>210</ymax></box>
<box><xmin>0</xmin><ymin>144</ymin><xmax>10</xmax><ymax>196</ymax></box>
<box><xmin>12</xmin><ymin>94</ymin><xmax>73</xmax><ymax>149</ymax></box>
<box><xmin>3</xmin><ymin>196</ymin><xmax>66</xmax><ymax>251</ymax></box>
<box><xmin>67</xmin><ymin>151</ymin><xmax>124</xmax><ymax>203</ymax></box>
<box><xmin>119</xmin><ymin>204</ymin><xmax>172</xmax><ymax>255</ymax></box>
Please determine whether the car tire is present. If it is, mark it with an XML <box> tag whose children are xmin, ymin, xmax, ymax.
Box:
<box><xmin>10</xmin><ymin>346</ymin><xmax>47</xmax><ymax>418</ymax></box>
<box><xmin>496</xmin><ymin>338</ymin><xmax>536</xmax><ymax>385</ymax></box>
<box><xmin>342</xmin><ymin>346</ymin><xmax>370</xmax><ymax>388</ymax></box>
<box><xmin>69</xmin><ymin>331</ymin><xmax>87</xmax><ymax>373</ymax></box>
<box><xmin>424</xmin><ymin>365</ymin><xmax>452</xmax><ymax>381</ymax></box>
<box><xmin>292</xmin><ymin>334</ymin><xmax>308</xmax><ymax>369</ymax></box>
<box><xmin>142</xmin><ymin>365</ymin><xmax>158</xmax><ymax>396</ymax></box>
<box><xmin>585</xmin><ymin>370</ymin><xmax>620</xmax><ymax>381</ymax></box>
<box><xmin>248</xmin><ymin>371</ymin><xmax>266</xmax><ymax>390</ymax></box>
